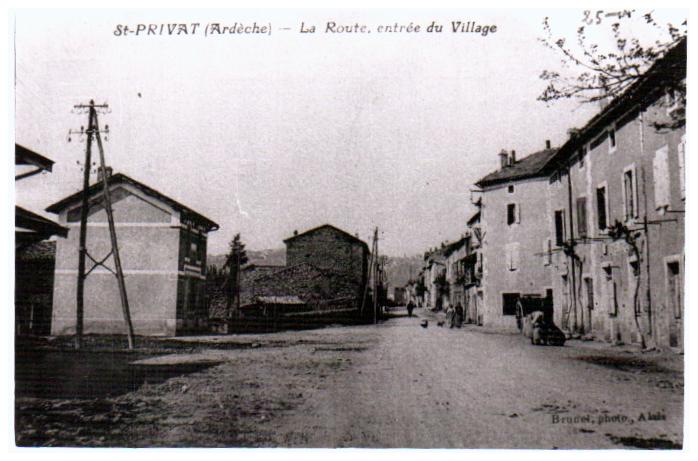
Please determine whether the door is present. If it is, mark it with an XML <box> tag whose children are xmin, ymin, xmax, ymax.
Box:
<box><xmin>667</xmin><ymin>261</ymin><xmax>682</xmax><ymax>348</ymax></box>
<box><xmin>584</xmin><ymin>277</ymin><xmax>594</xmax><ymax>334</ymax></box>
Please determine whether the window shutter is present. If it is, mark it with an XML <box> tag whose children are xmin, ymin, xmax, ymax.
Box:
<box><xmin>512</xmin><ymin>243</ymin><xmax>520</xmax><ymax>270</ymax></box>
<box><xmin>653</xmin><ymin>146</ymin><xmax>670</xmax><ymax>210</ymax></box>
<box><xmin>515</xmin><ymin>203</ymin><xmax>521</xmax><ymax>223</ymax></box>
<box><xmin>678</xmin><ymin>136</ymin><xmax>686</xmax><ymax>200</ymax></box>
<box><xmin>576</xmin><ymin>197</ymin><xmax>587</xmax><ymax>237</ymax></box>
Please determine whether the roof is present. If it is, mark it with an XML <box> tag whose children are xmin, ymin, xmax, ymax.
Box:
<box><xmin>15</xmin><ymin>144</ymin><xmax>54</xmax><ymax>172</ymax></box>
<box><xmin>475</xmin><ymin>148</ymin><xmax>558</xmax><ymax>188</ymax></box>
<box><xmin>45</xmin><ymin>173</ymin><xmax>219</xmax><ymax>231</ymax></box>
<box><xmin>467</xmin><ymin>210</ymin><xmax>481</xmax><ymax>227</ymax></box>
<box><xmin>542</xmin><ymin>37</ymin><xmax>686</xmax><ymax>172</ymax></box>
<box><xmin>254</xmin><ymin>296</ymin><xmax>305</xmax><ymax>305</ymax></box>
<box><xmin>16</xmin><ymin>206</ymin><xmax>69</xmax><ymax>240</ymax></box>
<box><xmin>443</xmin><ymin>235</ymin><xmax>469</xmax><ymax>257</ymax></box>
<box><xmin>15</xmin><ymin>240</ymin><xmax>57</xmax><ymax>261</ymax></box>
<box><xmin>283</xmin><ymin>224</ymin><xmax>368</xmax><ymax>249</ymax></box>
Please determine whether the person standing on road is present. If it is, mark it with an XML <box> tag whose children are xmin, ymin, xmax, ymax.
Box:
<box><xmin>446</xmin><ymin>304</ymin><xmax>455</xmax><ymax>328</ymax></box>
<box><xmin>454</xmin><ymin>302</ymin><xmax>464</xmax><ymax>328</ymax></box>
<box><xmin>407</xmin><ymin>300</ymin><xmax>415</xmax><ymax>317</ymax></box>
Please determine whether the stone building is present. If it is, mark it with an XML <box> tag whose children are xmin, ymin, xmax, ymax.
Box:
<box><xmin>463</xmin><ymin>208</ymin><xmax>483</xmax><ymax>325</ymax></box>
<box><xmin>283</xmin><ymin>224</ymin><xmax>369</xmax><ymax>300</ymax></box>
<box><xmin>444</xmin><ymin>235</ymin><xmax>470</xmax><ymax>311</ymax></box>
<box><xmin>475</xmin><ymin>144</ymin><xmax>557</xmax><ymax>330</ymax></box>
<box><xmin>47</xmin><ymin>172</ymin><xmax>218</xmax><ymax>336</ymax></box>
<box><xmin>542</xmin><ymin>38</ymin><xmax>685</xmax><ymax>349</ymax></box>
<box><xmin>422</xmin><ymin>248</ymin><xmax>446</xmax><ymax>310</ymax></box>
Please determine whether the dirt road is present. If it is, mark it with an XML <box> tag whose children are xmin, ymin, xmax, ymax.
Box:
<box><xmin>15</xmin><ymin>310</ymin><xmax>683</xmax><ymax>448</ymax></box>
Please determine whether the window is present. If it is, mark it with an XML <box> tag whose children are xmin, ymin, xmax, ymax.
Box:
<box><xmin>554</xmin><ymin>210</ymin><xmax>566</xmax><ymax>246</ymax></box>
<box><xmin>576</xmin><ymin>197</ymin><xmax>587</xmax><ymax>238</ymax></box>
<box><xmin>623</xmin><ymin>167</ymin><xmax>637</xmax><ymax>221</ymax></box>
<box><xmin>667</xmin><ymin>261</ymin><xmax>682</xmax><ymax>319</ymax></box>
<box><xmin>653</xmin><ymin>145</ymin><xmax>670</xmax><ymax>211</ymax></box>
<box><xmin>608</xmin><ymin>126</ymin><xmax>617</xmax><ymax>152</ymax></box>
<box><xmin>596</xmin><ymin>186</ymin><xmax>608</xmax><ymax>230</ymax></box>
<box><xmin>666</xmin><ymin>88</ymin><xmax>681</xmax><ymax>116</ymax></box>
<box><xmin>507</xmin><ymin>203</ymin><xmax>519</xmax><ymax>225</ymax></box>
<box><xmin>506</xmin><ymin>243</ymin><xmax>519</xmax><ymax>271</ymax></box>
<box><xmin>502</xmin><ymin>293</ymin><xmax>520</xmax><ymax>316</ymax></box>
<box><xmin>678</xmin><ymin>136</ymin><xmax>686</xmax><ymax>200</ymax></box>
<box><xmin>578</xmin><ymin>145</ymin><xmax>587</xmax><ymax>169</ymax></box>
<box><xmin>508</xmin><ymin>184</ymin><xmax>515</xmax><ymax>194</ymax></box>
<box><xmin>190</xmin><ymin>242</ymin><xmax>199</xmax><ymax>262</ymax></box>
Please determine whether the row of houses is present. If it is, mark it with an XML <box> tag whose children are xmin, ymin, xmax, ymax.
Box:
<box><xmin>412</xmin><ymin>38</ymin><xmax>685</xmax><ymax>350</ymax></box>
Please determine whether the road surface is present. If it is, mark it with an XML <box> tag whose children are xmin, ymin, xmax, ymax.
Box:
<box><xmin>15</xmin><ymin>309</ymin><xmax>683</xmax><ymax>448</ymax></box>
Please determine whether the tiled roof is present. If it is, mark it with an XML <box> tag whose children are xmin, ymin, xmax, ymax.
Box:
<box><xmin>283</xmin><ymin>224</ymin><xmax>368</xmax><ymax>249</ymax></box>
<box><xmin>475</xmin><ymin>148</ymin><xmax>558</xmax><ymax>188</ymax></box>
<box><xmin>45</xmin><ymin>173</ymin><xmax>219</xmax><ymax>231</ymax></box>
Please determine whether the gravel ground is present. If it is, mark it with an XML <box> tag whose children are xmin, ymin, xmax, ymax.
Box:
<box><xmin>14</xmin><ymin>309</ymin><xmax>683</xmax><ymax>448</ymax></box>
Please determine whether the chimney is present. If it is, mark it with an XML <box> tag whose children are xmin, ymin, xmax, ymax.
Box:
<box><xmin>545</xmin><ymin>140</ymin><xmax>551</xmax><ymax>150</ymax></box>
<box><xmin>567</xmin><ymin>128</ymin><xmax>580</xmax><ymax>140</ymax></box>
<box><xmin>510</xmin><ymin>150</ymin><xmax>516</xmax><ymax>165</ymax></box>
<box><xmin>97</xmin><ymin>166</ymin><xmax>113</xmax><ymax>182</ymax></box>
<box><xmin>499</xmin><ymin>149</ymin><xmax>509</xmax><ymax>169</ymax></box>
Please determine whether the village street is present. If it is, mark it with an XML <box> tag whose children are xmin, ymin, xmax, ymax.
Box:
<box><xmin>15</xmin><ymin>308</ymin><xmax>683</xmax><ymax>448</ymax></box>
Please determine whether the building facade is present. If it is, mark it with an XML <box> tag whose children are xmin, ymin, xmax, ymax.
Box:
<box><xmin>283</xmin><ymin>224</ymin><xmax>369</xmax><ymax>300</ymax></box>
<box><xmin>444</xmin><ymin>236</ymin><xmax>470</xmax><ymax>311</ymax></box>
<box><xmin>543</xmin><ymin>39</ymin><xmax>685</xmax><ymax>349</ymax></box>
<box><xmin>475</xmin><ymin>146</ymin><xmax>557</xmax><ymax>330</ymax></box>
<box><xmin>47</xmin><ymin>173</ymin><xmax>218</xmax><ymax>336</ymax></box>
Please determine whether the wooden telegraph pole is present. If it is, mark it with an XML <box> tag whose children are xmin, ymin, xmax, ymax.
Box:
<box><xmin>70</xmin><ymin>100</ymin><xmax>135</xmax><ymax>349</ymax></box>
<box><xmin>372</xmin><ymin>227</ymin><xmax>379</xmax><ymax>324</ymax></box>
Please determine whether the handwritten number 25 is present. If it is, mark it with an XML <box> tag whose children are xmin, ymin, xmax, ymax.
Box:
<box><xmin>583</xmin><ymin>10</ymin><xmax>603</xmax><ymax>25</ymax></box>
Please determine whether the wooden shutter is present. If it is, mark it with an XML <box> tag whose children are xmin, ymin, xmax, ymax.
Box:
<box><xmin>653</xmin><ymin>145</ymin><xmax>670</xmax><ymax>210</ymax></box>
<box><xmin>576</xmin><ymin>197</ymin><xmax>587</xmax><ymax>238</ymax></box>
<box><xmin>678</xmin><ymin>136</ymin><xmax>686</xmax><ymax>200</ymax></box>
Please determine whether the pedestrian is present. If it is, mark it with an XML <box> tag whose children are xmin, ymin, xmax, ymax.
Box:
<box><xmin>454</xmin><ymin>302</ymin><xmax>464</xmax><ymax>328</ymax></box>
<box><xmin>407</xmin><ymin>300</ymin><xmax>415</xmax><ymax>317</ymax></box>
<box><xmin>446</xmin><ymin>304</ymin><xmax>456</xmax><ymax>328</ymax></box>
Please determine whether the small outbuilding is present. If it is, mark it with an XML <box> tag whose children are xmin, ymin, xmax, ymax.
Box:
<box><xmin>46</xmin><ymin>172</ymin><xmax>218</xmax><ymax>336</ymax></box>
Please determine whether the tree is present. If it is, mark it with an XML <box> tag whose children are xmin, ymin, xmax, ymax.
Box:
<box><xmin>224</xmin><ymin>234</ymin><xmax>249</xmax><ymax>319</ymax></box>
<box><xmin>607</xmin><ymin>220</ymin><xmax>651</xmax><ymax>350</ymax></box>
<box><xmin>538</xmin><ymin>9</ymin><xmax>686</xmax><ymax>128</ymax></box>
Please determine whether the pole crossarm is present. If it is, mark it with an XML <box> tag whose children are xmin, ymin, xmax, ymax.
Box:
<box><xmin>84</xmin><ymin>249</ymin><xmax>116</xmax><ymax>277</ymax></box>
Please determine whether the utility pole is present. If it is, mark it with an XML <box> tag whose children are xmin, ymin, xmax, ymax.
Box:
<box><xmin>372</xmin><ymin>227</ymin><xmax>379</xmax><ymax>324</ymax></box>
<box><xmin>70</xmin><ymin>100</ymin><xmax>135</xmax><ymax>349</ymax></box>
<box><xmin>236</xmin><ymin>250</ymin><xmax>241</xmax><ymax>316</ymax></box>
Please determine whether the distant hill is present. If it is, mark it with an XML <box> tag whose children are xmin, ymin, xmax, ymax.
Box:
<box><xmin>383</xmin><ymin>254</ymin><xmax>423</xmax><ymax>288</ymax></box>
<box><xmin>207</xmin><ymin>248</ymin><xmax>286</xmax><ymax>269</ymax></box>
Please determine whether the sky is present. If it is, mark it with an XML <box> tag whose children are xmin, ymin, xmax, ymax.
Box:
<box><xmin>13</xmin><ymin>8</ymin><xmax>687</xmax><ymax>256</ymax></box>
